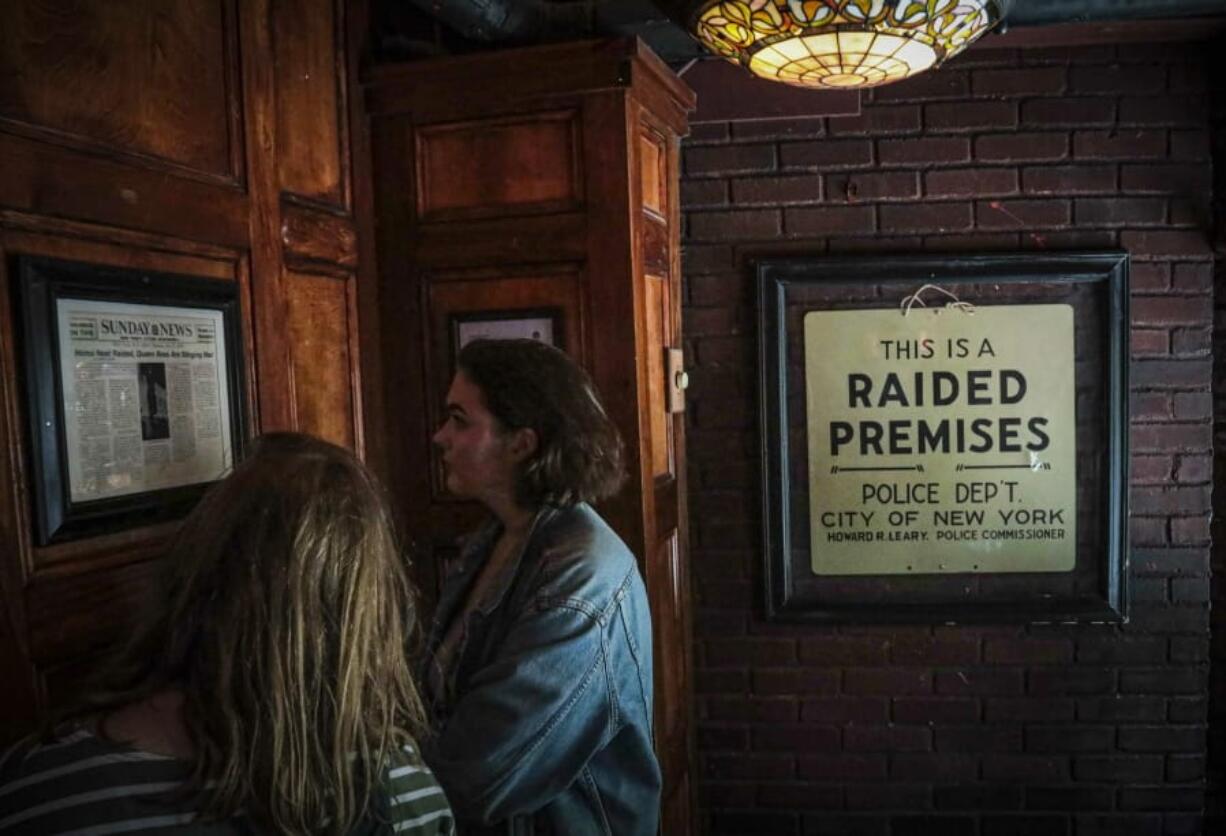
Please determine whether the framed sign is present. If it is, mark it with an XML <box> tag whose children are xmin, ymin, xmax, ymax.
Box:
<box><xmin>16</xmin><ymin>256</ymin><xmax>247</xmax><ymax>545</ymax></box>
<box><xmin>452</xmin><ymin>308</ymin><xmax>559</xmax><ymax>353</ymax></box>
<box><xmin>758</xmin><ymin>253</ymin><xmax>1128</xmax><ymax>623</ymax></box>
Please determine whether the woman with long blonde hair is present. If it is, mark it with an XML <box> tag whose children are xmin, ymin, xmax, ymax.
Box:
<box><xmin>0</xmin><ymin>433</ymin><xmax>453</xmax><ymax>835</ymax></box>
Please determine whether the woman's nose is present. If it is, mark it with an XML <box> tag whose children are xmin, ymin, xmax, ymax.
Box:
<box><xmin>432</xmin><ymin>424</ymin><xmax>447</xmax><ymax>447</ymax></box>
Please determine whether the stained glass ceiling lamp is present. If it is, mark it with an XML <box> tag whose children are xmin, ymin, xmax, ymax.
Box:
<box><xmin>685</xmin><ymin>1</ymin><xmax>1013</xmax><ymax>90</ymax></box>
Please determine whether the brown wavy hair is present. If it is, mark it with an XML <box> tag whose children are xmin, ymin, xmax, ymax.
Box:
<box><xmin>457</xmin><ymin>338</ymin><xmax>625</xmax><ymax>507</ymax></box>
<box><xmin>82</xmin><ymin>432</ymin><xmax>427</xmax><ymax>834</ymax></box>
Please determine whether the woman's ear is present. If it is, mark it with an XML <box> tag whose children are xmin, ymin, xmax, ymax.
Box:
<box><xmin>509</xmin><ymin>427</ymin><xmax>538</xmax><ymax>463</ymax></box>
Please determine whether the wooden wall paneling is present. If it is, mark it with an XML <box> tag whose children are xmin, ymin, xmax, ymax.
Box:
<box><xmin>0</xmin><ymin>0</ymin><xmax>242</xmax><ymax>185</ymax></box>
<box><xmin>272</xmin><ymin>0</ymin><xmax>349</xmax><ymax>208</ymax></box>
<box><xmin>284</xmin><ymin>270</ymin><xmax>356</xmax><ymax>449</ymax></box>
<box><xmin>0</xmin><ymin>132</ymin><xmax>250</xmax><ymax>249</ymax></box>
<box><xmin>238</xmin><ymin>0</ymin><xmax>293</xmax><ymax>434</ymax></box>
<box><xmin>415</xmin><ymin>111</ymin><xmax>583</xmax><ymax>221</ymax></box>
<box><xmin>280</xmin><ymin>200</ymin><xmax>358</xmax><ymax>274</ymax></box>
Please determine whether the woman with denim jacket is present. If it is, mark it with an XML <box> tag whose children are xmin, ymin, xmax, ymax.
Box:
<box><xmin>424</xmin><ymin>338</ymin><xmax>661</xmax><ymax>835</ymax></box>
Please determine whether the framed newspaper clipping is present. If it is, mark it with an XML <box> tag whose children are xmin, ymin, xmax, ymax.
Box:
<box><xmin>16</xmin><ymin>256</ymin><xmax>247</xmax><ymax>545</ymax></box>
<box><xmin>757</xmin><ymin>252</ymin><xmax>1129</xmax><ymax>623</ymax></box>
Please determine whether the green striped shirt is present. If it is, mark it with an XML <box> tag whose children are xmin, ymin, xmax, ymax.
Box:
<box><xmin>0</xmin><ymin>726</ymin><xmax>454</xmax><ymax>835</ymax></box>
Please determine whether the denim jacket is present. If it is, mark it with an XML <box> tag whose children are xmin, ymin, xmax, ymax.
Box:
<box><xmin>421</xmin><ymin>503</ymin><xmax>660</xmax><ymax>836</ymax></box>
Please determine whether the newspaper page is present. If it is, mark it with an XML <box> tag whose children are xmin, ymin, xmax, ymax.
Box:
<box><xmin>56</xmin><ymin>297</ymin><xmax>235</xmax><ymax>504</ymax></box>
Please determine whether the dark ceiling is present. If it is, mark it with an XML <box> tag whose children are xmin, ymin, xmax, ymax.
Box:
<box><xmin>376</xmin><ymin>0</ymin><xmax>1226</xmax><ymax>65</ymax></box>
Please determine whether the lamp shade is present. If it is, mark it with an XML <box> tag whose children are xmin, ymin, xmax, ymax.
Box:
<box><xmin>688</xmin><ymin>0</ymin><xmax>1010</xmax><ymax>90</ymax></box>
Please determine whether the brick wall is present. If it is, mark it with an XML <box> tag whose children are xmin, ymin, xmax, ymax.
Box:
<box><xmin>681</xmin><ymin>42</ymin><xmax>1214</xmax><ymax>836</ymax></box>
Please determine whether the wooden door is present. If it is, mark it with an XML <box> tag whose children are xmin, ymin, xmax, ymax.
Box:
<box><xmin>635</xmin><ymin>113</ymin><xmax>696</xmax><ymax>836</ymax></box>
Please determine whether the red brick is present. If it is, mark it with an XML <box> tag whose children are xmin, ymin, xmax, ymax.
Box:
<box><xmin>1131</xmin><ymin>358</ymin><xmax>1211</xmax><ymax>388</ymax></box>
<box><xmin>828</xmin><ymin>104</ymin><xmax>922</xmax><ymax>136</ymax></box>
<box><xmin>730</xmin><ymin>175</ymin><xmax>823</xmax><ymax>205</ymax></box>
<box><xmin>1171</xmin><ymin>577</ymin><xmax>1210</xmax><ymax>603</ymax></box>
<box><xmin>1026</xmin><ymin>726</ymin><xmax>1114</xmax><ymax>753</ymax></box>
<box><xmin>1074</xmin><ymin>129</ymin><xmax>1167</xmax><ymax>160</ymax></box>
<box><xmin>682</xmin><ymin>178</ymin><xmax>728</xmax><ymax>207</ymax></box>
<box><xmin>975</xmin><ymin>132</ymin><xmax>1069</xmax><ymax>162</ymax></box>
<box><xmin>977</xmin><ymin>199</ymin><xmax>1071</xmax><ymax>229</ymax></box>
<box><xmin>1130</xmin><ymin>517</ymin><xmax>1167</xmax><ymax>546</ymax></box>
<box><xmin>973</xmin><ymin>67</ymin><xmax>1068</xmax><ymax>96</ymax></box>
<box><xmin>801</xmin><ymin>697</ymin><xmax>889</xmax><ymax>723</ymax></box>
<box><xmin>1022</xmin><ymin>165</ymin><xmax>1116</xmax><ymax>194</ymax></box>
<box><xmin>1027</xmin><ymin>668</ymin><xmax>1115</xmax><ymax>696</ymax></box>
<box><xmin>731</xmin><ymin>117</ymin><xmax>824</xmax><ymax>140</ymax></box>
<box><xmin>681</xmin><ymin>244</ymin><xmax>733</xmax><ymax>274</ymax></box>
<box><xmin>689</xmin><ymin>209</ymin><xmax>782</xmax><ymax>241</ymax></box>
<box><xmin>983</xmin><ymin>756</ymin><xmax>1070</xmax><ymax>783</ymax></box>
<box><xmin>753</xmin><ymin>669</ymin><xmax>839</xmax><ymax>695</ymax></box>
<box><xmin>1171</xmin><ymin>263</ymin><xmax>1213</xmax><ymax>291</ymax></box>
<box><xmin>825</xmin><ymin>171</ymin><xmax>920</xmax><ymax>202</ymax></box>
<box><xmin>753</xmin><ymin>725</ymin><xmax>841</xmax><ymax>752</ymax></box>
<box><xmin>687</xmin><ymin>273</ymin><xmax>746</xmax><ymax>306</ymax></box>
<box><xmin>780</xmin><ymin>139</ymin><xmax>873</xmax><ymax>169</ymax></box>
<box><xmin>756</xmin><ymin>785</ymin><xmax>843</xmax><ymax>811</ymax></box>
<box><xmin>845</xmin><ymin>669</ymin><xmax>932</xmax><ymax>696</ymax></box>
<box><xmin>936</xmin><ymin>669</ymin><xmax>1023</xmax><ymax>696</ymax></box>
<box><xmin>1121</xmin><ymin>163</ymin><xmax>1209</xmax><ymax>194</ymax></box>
<box><xmin>893</xmin><ymin>698</ymin><xmax>979</xmax><ymax>724</ymax></box>
<box><xmin>798</xmin><ymin>636</ymin><xmax>889</xmax><ymax>665</ymax></box>
<box><xmin>879</xmin><ymin>137</ymin><xmax>971</xmax><ymax>165</ymax></box>
<box><xmin>706</xmin><ymin>696</ymin><xmax>798</xmax><ymax>722</ymax></box>
<box><xmin>1129</xmin><ymin>263</ymin><xmax>1170</xmax><ymax>291</ymax></box>
<box><xmin>1130</xmin><ymin>455</ymin><xmax>1172</xmax><ymax>483</ymax></box>
<box><xmin>687</xmin><ymin>123</ymin><xmax>729</xmax><ymax>144</ymax></box>
<box><xmin>830</xmin><ymin>235</ymin><xmax>923</xmax><ymax>253</ymax></box>
<box><xmin>1070</xmin><ymin>64</ymin><xmax>1166</xmax><ymax>95</ymax></box>
<box><xmin>984</xmin><ymin>638</ymin><xmax>1073</xmax><ymax>666</ymax></box>
<box><xmin>1074</xmin><ymin>197</ymin><xmax>1165</xmax><ymax>225</ymax></box>
<box><xmin>1131</xmin><ymin>296</ymin><xmax>1211</xmax><ymax>325</ymax></box>
<box><xmin>1129</xmin><ymin>329</ymin><xmax>1167</xmax><ymax>356</ymax></box>
<box><xmin>1074</xmin><ymin>756</ymin><xmax>1164</xmax><ymax>783</ymax></box>
<box><xmin>844</xmin><ymin>725</ymin><xmax>932</xmax><ymax>752</ymax></box>
<box><xmin>1172</xmin><ymin>327</ymin><xmax>1211</xmax><ymax>356</ymax></box>
<box><xmin>925</xmin><ymin>101</ymin><xmax>1018</xmax><ymax>131</ymax></box>
<box><xmin>703</xmin><ymin>754</ymin><xmax>794</xmax><ymax>781</ymax></box>
<box><xmin>1170</xmin><ymin>129</ymin><xmax>1211</xmax><ymax>160</ymax></box>
<box><xmin>785</xmin><ymin>205</ymin><xmax>876</xmax><ymax>237</ymax></box>
<box><xmin>1130</xmin><ymin>423</ymin><xmax>1211</xmax><ymax>453</ymax></box>
<box><xmin>986</xmin><ymin>698</ymin><xmax>1075</xmax><ymax>723</ymax></box>
<box><xmin>936</xmin><ymin>727</ymin><xmax>1023</xmax><ymax>753</ymax></box>
<box><xmin>1129</xmin><ymin>393</ymin><xmax>1170</xmax><ymax>421</ymax></box>
<box><xmin>1132</xmin><ymin>548</ymin><xmax>1208</xmax><ymax>577</ymax></box>
<box><xmin>1119</xmin><ymin>95</ymin><xmax>1206</xmax><ymax>126</ymax></box>
<box><xmin>685</xmin><ymin>143</ymin><xmax>777</xmax><ymax>176</ymax></box>
<box><xmin>881</xmin><ymin>202</ymin><xmax>973</xmax><ymax>233</ymax></box>
<box><xmin>891</xmin><ymin>753</ymin><xmax>979</xmax><ymax>781</ymax></box>
<box><xmin>1021</xmin><ymin>97</ymin><xmax>1117</xmax><ymax>127</ymax></box>
<box><xmin>796</xmin><ymin>754</ymin><xmax>888</xmax><ymax>782</ymax></box>
<box><xmin>1170</xmin><ymin>516</ymin><xmax>1210</xmax><ymax>544</ymax></box>
<box><xmin>889</xmin><ymin>637</ymin><xmax>981</xmax><ymax>666</ymax></box>
<box><xmin>1172</xmin><ymin>393</ymin><xmax>1211</xmax><ymax>421</ymax></box>
<box><xmin>1132</xmin><ymin>485</ymin><xmax>1210</xmax><ymax>514</ymax></box>
<box><xmin>875</xmin><ymin>70</ymin><xmax>970</xmax><ymax>102</ymax></box>
<box><xmin>706</xmin><ymin>639</ymin><xmax>796</xmax><ymax>667</ymax></box>
<box><xmin>926</xmin><ymin>168</ymin><xmax>1019</xmax><ymax>197</ymax></box>
<box><xmin>1122</xmin><ymin>230</ymin><xmax>1212</xmax><ymax>258</ymax></box>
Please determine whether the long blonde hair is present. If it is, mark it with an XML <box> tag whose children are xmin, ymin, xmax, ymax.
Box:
<box><xmin>86</xmin><ymin>432</ymin><xmax>426</xmax><ymax>833</ymax></box>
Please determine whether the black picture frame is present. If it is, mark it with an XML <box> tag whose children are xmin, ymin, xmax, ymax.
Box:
<box><xmin>15</xmin><ymin>256</ymin><xmax>247</xmax><ymax>546</ymax></box>
<box><xmin>757</xmin><ymin>252</ymin><xmax>1129</xmax><ymax>623</ymax></box>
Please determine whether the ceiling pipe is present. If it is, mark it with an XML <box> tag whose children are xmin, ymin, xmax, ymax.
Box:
<box><xmin>404</xmin><ymin>0</ymin><xmax>598</xmax><ymax>42</ymax></box>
